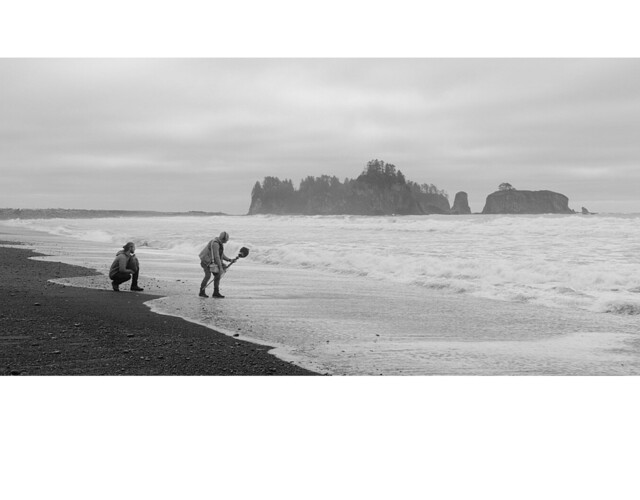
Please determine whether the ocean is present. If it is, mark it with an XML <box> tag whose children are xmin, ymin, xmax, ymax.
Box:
<box><xmin>4</xmin><ymin>213</ymin><xmax>640</xmax><ymax>375</ymax></box>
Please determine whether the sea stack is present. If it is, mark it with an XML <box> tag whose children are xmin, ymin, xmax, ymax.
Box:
<box><xmin>482</xmin><ymin>189</ymin><xmax>574</xmax><ymax>214</ymax></box>
<box><xmin>450</xmin><ymin>191</ymin><xmax>471</xmax><ymax>214</ymax></box>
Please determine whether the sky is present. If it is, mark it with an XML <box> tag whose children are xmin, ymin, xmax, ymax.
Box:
<box><xmin>2</xmin><ymin>58</ymin><xmax>640</xmax><ymax>214</ymax></box>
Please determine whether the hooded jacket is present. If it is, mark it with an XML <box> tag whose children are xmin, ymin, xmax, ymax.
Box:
<box><xmin>109</xmin><ymin>250</ymin><xmax>133</xmax><ymax>279</ymax></box>
<box><xmin>199</xmin><ymin>237</ymin><xmax>229</xmax><ymax>267</ymax></box>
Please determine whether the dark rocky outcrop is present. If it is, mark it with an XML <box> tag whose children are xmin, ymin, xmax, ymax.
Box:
<box><xmin>248</xmin><ymin>160</ymin><xmax>450</xmax><ymax>215</ymax></box>
<box><xmin>249</xmin><ymin>179</ymin><xmax>450</xmax><ymax>216</ymax></box>
<box><xmin>482</xmin><ymin>190</ymin><xmax>574</xmax><ymax>214</ymax></box>
<box><xmin>450</xmin><ymin>192</ymin><xmax>471</xmax><ymax>214</ymax></box>
<box><xmin>413</xmin><ymin>192</ymin><xmax>451</xmax><ymax>214</ymax></box>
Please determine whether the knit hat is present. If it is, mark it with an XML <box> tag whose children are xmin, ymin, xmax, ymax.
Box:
<box><xmin>219</xmin><ymin>231</ymin><xmax>229</xmax><ymax>242</ymax></box>
<box><xmin>123</xmin><ymin>242</ymin><xmax>135</xmax><ymax>251</ymax></box>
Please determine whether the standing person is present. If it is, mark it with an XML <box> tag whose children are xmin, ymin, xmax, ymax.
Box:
<box><xmin>109</xmin><ymin>242</ymin><xmax>144</xmax><ymax>292</ymax></box>
<box><xmin>199</xmin><ymin>231</ymin><xmax>233</xmax><ymax>298</ymax></box>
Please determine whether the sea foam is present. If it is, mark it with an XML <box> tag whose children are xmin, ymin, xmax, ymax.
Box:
<box><xmin>5</xmin><ymin>213</ymin><xmax>640</xmax><ymax>316</ymax></box>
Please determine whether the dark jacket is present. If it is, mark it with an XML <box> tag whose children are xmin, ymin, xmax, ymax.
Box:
<box><xmin>109</xmin><ymin>250</ymin><xmax>134</xmax><ymax>279</ymax></box>
<box><xmin>199</xmin><ymin>237</ymin><xmax>229</xmax><ymax>267</ymax></box>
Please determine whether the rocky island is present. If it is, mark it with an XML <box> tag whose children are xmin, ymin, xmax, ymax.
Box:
<box><xmin>248</xmin><ymin>159</ymin><xmax>451</xmax><ymax>216</ymax></box>
<box><xmin>482</xmin><ymin>183</ymin><xmax>574</xmax><ymax>214</ymax></box>
<box><xmin>248</xmin><ymin>164</ymin><xmax>577</xmax><ymax>216</ymax></box>
<box><xmin>450</xmin><ymin>191</ymin><xmax>471</xmax><ymax>215</ymax></box>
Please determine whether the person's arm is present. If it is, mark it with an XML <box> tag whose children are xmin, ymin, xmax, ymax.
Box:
<box><xmin>212</xmin><ymin>241</ymin><xmax>223</xmax><ymax>268</ymax></box>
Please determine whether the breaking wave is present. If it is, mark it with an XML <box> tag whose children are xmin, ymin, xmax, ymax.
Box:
<box><xmin>5</xmin><ymin>213</ymin><xmax>640</xmax><ymax>315</ymax></box>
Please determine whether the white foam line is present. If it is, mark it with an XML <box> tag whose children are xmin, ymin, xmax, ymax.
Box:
<box><xmin>144</xmin><ymin>298</ymin><xmax>330</xmax><ymax>375</ymax></box>
<box><xmin>47</xmin><ymin>274</ymin><xmax>329</xmax><ymax>375</ymax></box>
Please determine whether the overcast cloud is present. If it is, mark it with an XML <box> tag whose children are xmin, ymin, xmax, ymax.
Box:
<box><xmin>1</xmin><ymin>58</ymin><xmax>639</xmax><ymax>213</ymax></box>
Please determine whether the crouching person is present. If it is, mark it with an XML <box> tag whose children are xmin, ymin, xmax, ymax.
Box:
<box><xmin>109</xmin><ymin>242</ymin><xmax>144</xmax><ymax>292</ymax></box>
<box><xmin>199</xmin><ymin>231</ymin><xmax>232</xmax><ymax>298</ymax></box>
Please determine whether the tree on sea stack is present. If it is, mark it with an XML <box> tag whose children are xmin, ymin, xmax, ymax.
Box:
<box><xmin>248</xmin><ymin>159</ymin><xmax>451</xmax><ymax>215</ymax></box>
<box><xmin>498</xmin><ymin>182</ymin><xmax>515</xmax><ymax>191</ymax></box>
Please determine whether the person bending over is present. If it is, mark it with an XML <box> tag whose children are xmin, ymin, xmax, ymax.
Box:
<box><xmin>199</xmin><ymin>231</ymin><xmax>233</xmax><ymax>298</ymax></box>
<box><xmin>109</xmin><ymin>242</ymin><xmax>144</xmax><ymax>292</ymax></box>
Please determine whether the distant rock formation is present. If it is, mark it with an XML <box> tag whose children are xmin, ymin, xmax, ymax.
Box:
<box><xmin>482</xmin><ymin>190</ymin><xmax>574</xmax><ymax>214</ymax></box>
<box><xmin>450</xmin><ymin>192</ymin><xmax>471</xmax><ymax>214</ymax></box>
<box><xmin>414</xmin><ymin>192</ymin><xmax>451</xmax><ymax>214</ymax></box>
<box><xmin>248</xmin><ymin>160</ymin><xmax>450</xmax><ymax>216</ymax></box>
<box><xmin>581</xmin><ymin>206</ymin><xmax>595</xmax><ymax>215</ymax></box>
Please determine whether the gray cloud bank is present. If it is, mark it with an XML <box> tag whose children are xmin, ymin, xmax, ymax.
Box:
<box><xmin>1</xmin><ymin>59</ymin><xmax>639</xmax><ymax>213</ymax></box>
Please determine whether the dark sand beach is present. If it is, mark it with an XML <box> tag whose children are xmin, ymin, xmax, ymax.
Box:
<box><xmin>0</xmin><ymin>242</ymin><xmax>317</xmax><ymax>375</ymax></box>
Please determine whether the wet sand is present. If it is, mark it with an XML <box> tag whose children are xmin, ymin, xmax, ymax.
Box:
<box><xmin>0</xmin><ymin>242</ymin><xmax>317</xmax><ymax>375</ymax></box>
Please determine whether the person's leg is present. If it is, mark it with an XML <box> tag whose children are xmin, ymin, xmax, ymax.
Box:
<box><xmin>110</xmin><ymin>271</ymin><xmax>131</xmax><ymax>291</ymax></box>
<box><xmin>199</xmin><ymin>261</ymin><xmax>211</xmax><ymax>296</ymax></box>
<box><xmin>112</xmin><ymin>271</ymin><xmax>132</xmax><ymax>285</ymax></box>
<box><xmin>212</xmin><ymin>273</ymin><xmax>224</xmax><ymax>298</ymax></box>
<box><xmin>128</xmin><ymin>255</ymin><xmax>139</xmax><ymax>272</ymax></box>
<box><xmin>127</xmin><ymin>255</ymin><xmax>143</xmax><ymax>291</ymax></box>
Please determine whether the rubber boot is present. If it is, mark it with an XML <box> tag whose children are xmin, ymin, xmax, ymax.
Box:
<box><xmin>130</xmin><ymin>271</ymin><xmax>144</xmax><ymax>291</ymax></box>
<box><xmin>212</xmin><ymin>285</ymin><xmax>224</xmax><ymax>298</ymax></box>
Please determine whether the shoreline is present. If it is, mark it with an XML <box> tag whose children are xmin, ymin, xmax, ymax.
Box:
<box><xmin>4</xmin><ymin>218</ymin><xmax>640</xmax><ymax>375</ymax></box>
<box><xmin>0</xmin><ymin>240</ymin><xmax>318</xmax><ymax>376</ymax></box>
